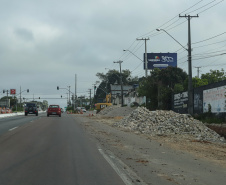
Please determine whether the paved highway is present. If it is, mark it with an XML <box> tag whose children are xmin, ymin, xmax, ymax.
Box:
<box><xmin>0</xmin><ymin>113</ymin><xmax>125</xmax><ymax>185</ymax></box>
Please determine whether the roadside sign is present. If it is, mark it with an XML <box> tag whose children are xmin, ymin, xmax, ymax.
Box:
<box><xmin>144</xmin><ymin>53</ymin><xmax>177</xmax><ymax>69</ymax></box>
<box><xmin>10</xmin><ymin>89</ymin><xmax>16</xmax><ymax>95</ymax></box>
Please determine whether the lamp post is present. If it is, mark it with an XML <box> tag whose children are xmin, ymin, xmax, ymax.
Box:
<box><xmin>156</xmin><ymin>28</ymin><xmax>193</xmax><ymax>115</ymax></box>
<box><xmin>113</xmin><ymin>60</ymin><xmax>123</xmax><ymax>107</ymax></box>
<box><xmin>123</xmin><ymin>50</ymin><xmax>143</xmax><ymax>62</ymax></box>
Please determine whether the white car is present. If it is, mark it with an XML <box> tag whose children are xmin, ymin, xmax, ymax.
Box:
<box><xmin>81</xmin><ymin>107</ymin><xmax>86</xmax><ymax>112</ymax></box>
<box><xmin>76</xmin><ymin>107</ymin><xmax>86</xmax><ymax>112</ymax></box>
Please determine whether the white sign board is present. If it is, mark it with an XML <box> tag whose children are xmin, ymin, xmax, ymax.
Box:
<box><xmin>203</xmin><ymin>86</ymin><xmax>226</xmax><ymax>113</ymax></box>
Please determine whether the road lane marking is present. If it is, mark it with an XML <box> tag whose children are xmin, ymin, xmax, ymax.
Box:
<box><xmin>98</xmin><ymin>146</ymin><xmax>147</xmax><ymax>185</ymax></box>
<box><xmin>9</xmin><ymin>127</ymin><xmax>18</xmax><ymax>131</ymax></box>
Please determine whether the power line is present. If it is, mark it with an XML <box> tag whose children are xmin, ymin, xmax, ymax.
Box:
<box><xmin>187</xmin><ymin>0</ymin><xmax>218</xmax><ymax>14</ymax></box>
<box><xmin>192</xmin><ymin>32</ymin><xmax>226</xmax><ymax>44</ymax></box>
<box><xmin>198</xmin><ymin>0</ymin><xmax>224</xmax><ymax>14</ymax></box>
<box><xmin>193</xmin><ymin>52</ymin><xmax>226</xmax><ymax>60</ymax></box>
<box><xmin>192</xmin><ymin>39</ymin><xmax>226</xmax><ymax>49</ymax></box>
<box><xmin>137</xmin><ymin>0</ymin><xmax>204</xmax><ymax>38</ymax></box>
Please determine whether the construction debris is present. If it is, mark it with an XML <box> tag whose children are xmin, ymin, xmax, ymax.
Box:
<box><xmin>113</xmin><ymin>107</ymin><xmax>225</xmax><ymax>143</ymax></box>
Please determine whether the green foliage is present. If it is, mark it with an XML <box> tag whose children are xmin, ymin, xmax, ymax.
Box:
<box><xmin>195</xmin><ymin>112</ymin><xmax>224</xmax><ymax>124</ymax></box>
<box><xmin>193</xmin><ymin>77</ymin><xmax>208</xmax><ymax>88</ymax></box>
<box><xmin>138</xmin><ymin>67</ymin><xmax>187</xmax><ymax>110</ymax></box>
<box><xmin>174</xmin><ymin>83</ymin><xmax>184</xmax><ymax>93</ymax></box>
<box><xmin>96</xmin><ymin>69</ymin><xmax>139</xmax><ymax>100</ymax></box>
<box><xmin>12</xmin><ymin>107</ymin><xmax>24</xmax><ymax>112</ymax></box>
<box><xmin>0</xmin><ymin>96</ymin><xmax>18</xmax><ymax>107</ymax></box>
<box><xmin>201</xmin><ymin>69</ymin><xmax>226</xmax><ymax>84</ymax></box>
<box><xmin>208</xmin><ymin>104</ymin><xmax>212</xmax><ymax>113</ymax></box>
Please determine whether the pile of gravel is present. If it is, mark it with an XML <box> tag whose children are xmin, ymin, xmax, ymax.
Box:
<box><xmin>113</xmin><ymin>107</ymin><xmax>225</xmax><ymax>143</ymax></box>
<box><xmin>98</xmin><ymin>105</ymin><xmax>135</xmax><ymax>117</ymax></box>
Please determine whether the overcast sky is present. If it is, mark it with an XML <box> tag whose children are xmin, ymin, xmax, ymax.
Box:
<box><xmin>0</xmin><ymin>0</ymin><xmax>226</xmax><ymax>108</ymax></box>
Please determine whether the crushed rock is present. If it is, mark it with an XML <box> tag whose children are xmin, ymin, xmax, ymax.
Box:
<box><xmin>98</xmin><ymin>105</ymin><xmax>136</xmax><ymax>117</ymax></box>
<box><xmin>113</xmin><ymin>107</ymin><xmax>225</xmax><ymax>143</ymax></box>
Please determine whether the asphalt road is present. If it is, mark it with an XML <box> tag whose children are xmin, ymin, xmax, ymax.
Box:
<box><xmin>0</xmin><ymin>113</ymin><xmax>125</xmax><ymax>185</ymax></box>
<box><xmin>0</xmin><ymin>113</ymin><xmax>43</xmax><ymax>136</ymax></box>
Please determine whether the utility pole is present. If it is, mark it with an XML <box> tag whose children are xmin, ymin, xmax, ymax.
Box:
<box><xmin>20</xmin><ymin>86</ymin><xmax>21</xmax><ymax>108</ymax></box>
<box><xmin>136</xmin><ymin>38</ymin><xmax>149</xmax><ymax>77</ymax></box>
<box><xmin>179</xmin><ymin>14</ymin><xmax>199</xmax><ymax>115</ymax></box>
<box><xmin>195</xmin><ymin>67</ymin><xmax>201</xmax><ymax>78</ymax></box>
<box><xmin>113</xmin><ymin>60</ymin><xmax>123</xmax><ymax>107</ymax></box>
<box><xmin>75</xmin><ymin>74</ymin><xmax>77</xmax><ymax>110</ymax></box>
<box><xmin>88</xmin><ymin>89</ymin><xmax>92</xmax><ymax>109</ymax></box>
<box><xmin>68</xmin><ymin>86</ymin><xmax>71</xmax><ymax>105</ymax></box>
<box><xmin>6</xmin><ymin>90</ymin><xmax>9</xmax><ymax>107</ymax></box>
<box><xmin>66</xmin><ymin>93</ymin><xmax>68</xmax><ymax>105</ymax></box>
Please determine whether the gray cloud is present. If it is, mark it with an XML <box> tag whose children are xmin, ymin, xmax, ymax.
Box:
<box><xmin>0</xmin><ymin>0</ymin><xmax>226</xmax><ymax>107</ymax></box>
<box><xmin>14</xmin><ymin>28</ymin><xmax>34</xmax><ymax>41</ymax></box>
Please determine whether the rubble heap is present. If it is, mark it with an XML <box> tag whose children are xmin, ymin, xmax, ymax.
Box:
<box><xmin>98</xmin><ymin>105</ymin><xmax>121</xmax><ymax>115</ymax></box>
<box><xmin>114</xmin><ymin>107</ymin><xmax>225</xmax><ymax>143</ymax></box>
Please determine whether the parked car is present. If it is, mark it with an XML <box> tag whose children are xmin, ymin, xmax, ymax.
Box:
<box><xmin>24</xmin><ymin>103</ymin><xmax>38</xmax><ymax>116</ymax></box>
<box><xmin>47</xmin><ymin>105</ymin><xmax>61</xmax><ymax>117</ymax></box>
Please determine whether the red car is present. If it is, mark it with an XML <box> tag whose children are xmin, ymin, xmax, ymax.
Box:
<box><xmin>47</xmin><ymin>105</ymin><xmax>61</xmax><ymax>117</ymax></box>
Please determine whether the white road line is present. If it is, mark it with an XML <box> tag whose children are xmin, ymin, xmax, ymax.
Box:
<box><xmin>98</xmin><ymin>146</ymin><xmax>147</xmax><ymax>185</ymax></box>
<box><xmin>9</xmin><ymin>126</ymin><xmax>18</xmax><ymax>131</ymax></box>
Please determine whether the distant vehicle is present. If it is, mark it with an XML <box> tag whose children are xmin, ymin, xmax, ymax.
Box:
<box><xmin>25</xmin><ymin>103</ymin><xmax>38</xmax><ymax>116</ymax></box>
<box><xmin>47</xmin><ymin>105</ymin><xmax>61</xmax><ymax>117</ymax></box>
<box><xmin>76</xmin><ymin>107</ymin><xmax>86</xmax><ymax>113</ymax></box>
<box><xmin>81</xmin><ymin>107</ymin><xmax>86</xmax><ymax>112</ymax></box>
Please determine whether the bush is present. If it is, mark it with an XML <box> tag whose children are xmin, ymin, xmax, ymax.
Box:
<box><xmin>195</xmin><ymin>112</ymin><xmax>224</xmax><ymax>124</ymax></box>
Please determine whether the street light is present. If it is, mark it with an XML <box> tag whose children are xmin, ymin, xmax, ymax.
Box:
<box><xmin>113</xmin><ymin>60</ymin><xmax>123</xmax><ymax>107</ymax></box>
<box><xmin>156</xmin><ymin>28</ymin><xmax>193</xmax><ymax>115</ymax></box>
<box><xmin>156</xmin><ymin>29</ymin><xmax>187</xmax><ymax>51</ymax></box>
<box><xmin>123</xmin><ymin>50</ymin><xmax>143</xmax><ymax>62</ymax></box>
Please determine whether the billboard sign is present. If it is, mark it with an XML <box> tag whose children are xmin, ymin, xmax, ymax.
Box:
<box><xmin>10</xmin><ymin>89</ymin><xmax>16</xmax><ymax>95</ymax></box>
<box><xmin>173</xmin><ymin>91</ymin><xmax>188</xmax><ymax>114</ymax></box>
<box><xmin>144</xmin><ymin>53</ymin><xmax>177</xmax><ymax>69</ymax></box>
<box><xmin>203</xmin><ymin>86</ymin><xmax>226</xmax><ymax>113</ymax></box>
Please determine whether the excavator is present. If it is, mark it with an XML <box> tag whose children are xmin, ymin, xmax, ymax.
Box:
<box><xmin>95</xmin><ymin>93</ymin><xmax>112</xmax><ymax>113</ymax></box>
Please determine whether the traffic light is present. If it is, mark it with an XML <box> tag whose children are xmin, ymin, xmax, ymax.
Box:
<box><xmin>27</xmin><ymin>89</ymin><xmax>29</xmax><ymax>93</ymax></box>
<box><xmin>94</xmin><ymin>86</ymin><xmax>96</xmax><ymax>89</ymax></box>
<box><xmin>57</xmin><ymin>86</ymin><xmax>59</xmax><ymax>90</ymax></box>
<box><xmin>61</xmin><ymin>95</ymin><xmax>62</xmax><ymax>98</ymax></box>
<box><xmin>39</xmin><ymin>97</ymin><xmax>40</xmax><ymax>99</ymax></box>
<box><xmin>3</xmin><ymin>90</ymin><xmax>5</xmax><ymax>93</ymax></box>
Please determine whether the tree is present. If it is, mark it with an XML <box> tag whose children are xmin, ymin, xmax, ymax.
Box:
<box><xmin>193</xmin><ymin>77</ymin><xmax>208</xmax><ymax>88</ymax></box>
<box><xmin>201</xmin><ymin>69</ymin><xmax>226</xmax><ymax>84</ymax></box>
<box><xmin>95</xmin><ymin>69</ymin><xmax>139</xmax><ymax>101</ymax></box>
<box><xmin>0</xmin><ymin>96</ymin><xmax>18</xmax><ymax>108</ymax></box>
<box><xmin>138</xmin><ymin>67</ymin><xmax>188</xmax><ymax>110</ymax></box>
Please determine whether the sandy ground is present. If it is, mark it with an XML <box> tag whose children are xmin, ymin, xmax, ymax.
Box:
<box><xmin>93</xmin><ymin>114</ymin><xmax>226</xmax><ymax>167</ymax></box>
<box><xmin>72</xmin><ymin>112</ymin><xmax>226</xmax><ymax>185</ymax></box>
